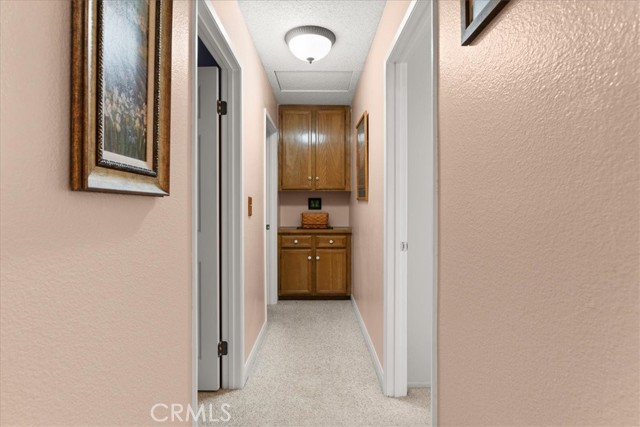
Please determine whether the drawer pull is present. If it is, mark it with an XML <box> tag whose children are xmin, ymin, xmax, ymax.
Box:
<box><xmin>316</xmin><ymin>256</ymin><xmax>320</xmax><ymax>260</ymax></box>
<box><xmin>293</xmin><ymin>239</ymin><xmax>299</xmax><ymax>244</ymax></box>
<box><xmin>329</xmin><ymin>239</ymin><xmax>334</xmax><ymax>244</ymax></box>
<box><xmin>308</xmin><ymin>256</ymin><xmax>312</xmax><ymax>261</ymax></box>
<box><xmin>308</xmin><ymin>176</ymin><xmax>312</xmax><ymax>181</ymax></box>
<box><xmin>316</xmin><ymin>176</ymin><xmax>320</xmax><ymax>181</ymax></box>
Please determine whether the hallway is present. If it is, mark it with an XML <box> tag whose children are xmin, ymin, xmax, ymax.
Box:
<box><xmin>199</xmin><ymin>301</ymin><xmax>430</xmax><ymax>426</ymax></box>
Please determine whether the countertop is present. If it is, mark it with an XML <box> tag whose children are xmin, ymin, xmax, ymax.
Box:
<box><xmin>278</xmin><ymin>227</ymin><xmax>352</xmax><ymax>235</ymax></box>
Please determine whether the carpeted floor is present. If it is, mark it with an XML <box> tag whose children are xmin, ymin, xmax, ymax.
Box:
<box><xmin>199</xmin><ymin>300</ymin><xmax>430</xmax><ymax>427</ymax></box>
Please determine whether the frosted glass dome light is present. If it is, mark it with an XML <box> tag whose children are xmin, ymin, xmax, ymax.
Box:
<box><xmin>285</xmin><ymin>26</ymin><xmax>336</xmax><ymax>64</ymax></box>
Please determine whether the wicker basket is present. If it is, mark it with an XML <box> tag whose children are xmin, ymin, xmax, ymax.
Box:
<box><xmin>301</xmin><ymin>212</ymin><xmax>329</xmax><ymax>229</ymax></box>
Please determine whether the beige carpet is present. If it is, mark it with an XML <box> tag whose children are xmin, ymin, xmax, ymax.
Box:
<box><xmin>199</xmin><ymin>300</ymin><xmax>430</xmax><ymax>427</ymax></box>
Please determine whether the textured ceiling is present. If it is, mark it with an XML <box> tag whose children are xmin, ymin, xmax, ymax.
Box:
<box><xmin>238</xmin><ymin>0</ymin><xmax>386</xmax><ymax>105</ymax></box>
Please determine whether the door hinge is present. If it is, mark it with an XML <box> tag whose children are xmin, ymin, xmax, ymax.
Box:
<box><xmin>400</xmin><ymin>241</ymin><xmax>409</xmax><ymax>251</ymax></box>
<box><xmin>218</xmin><ymin>341</ymin><xmax>228</xmax><ymax>357</ymax></box>
<box><xmin>266</xmin><ymin>224</ymin><xmax>271</xmax><ymax>230</ymax></box>
<box><xmin>217</xmin><ymin>100</ymin><xmax>227</xmax><ymax>115</ymax></box>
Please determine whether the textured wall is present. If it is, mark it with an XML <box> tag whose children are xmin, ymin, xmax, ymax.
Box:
<box><xmin>350</xmin><ymin>0</ymin><xmax>412</xmax><ymax>365</ymax></box>
<box><xmin>437</xmin><ymin>0</ymin><xmax>639</xmax><ymax>424</ymax></box>
<box><xmin>208</xmin><ymin>0</ymin><xmax>278</xmax><ymax>362</ymax></box>
<box><xmin>0</xmin><ymin>1</ymin><xmax>193</xmax><ymax>425</ymax></box>
<box><xmin>279</xmin><ymin>192</ymin><xmax>351</xmax><ymax>227</ymax></box>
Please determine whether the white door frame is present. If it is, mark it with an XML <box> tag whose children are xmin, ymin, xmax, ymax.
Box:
<box><xmin>197</xmin><ymin>65</ymin><xmax>221</xmax><ymax>391</ymax></box>
<box><xmin>383</xmin><ymin>0</ymin><xmax>438</xmax><ymax>423</ymax></box>
<box><xmin>191</xmin><ymin>0</ymin><xmax>245</xmax><ymax>412</ymax></box>
<box><xmin>264</xmin><ymin>110</ymin><xmax>278</xmax><ymax>306</ymax></box>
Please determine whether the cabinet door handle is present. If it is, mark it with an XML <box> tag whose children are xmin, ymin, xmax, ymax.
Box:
<box><xmin>307</xmin><ymin>176</ymin><xmax>312</xmax><ymax>181</ymax></box>
<box><xmin>294</xmin><ymin>239</ymin><xmax>299</xmax><ymax>244</ymax></box>
<box><xmin>316</xmin><ymin>256</ymin><xmax>320</xmax><ymax>260</ymax></box>
<box><xmin>329</xmin><ymin>240</ymin><xmax>334</xmax><ymax>244</ymax></box>
<box><xmin>308</xmin><ymin>256</ymin><xmax>312</xmax><ymax>261</ymax></box>
<box><xmin>315</xmin><ymin>176</ymin><xmax>320</xmax><ymax>180</ymax></box>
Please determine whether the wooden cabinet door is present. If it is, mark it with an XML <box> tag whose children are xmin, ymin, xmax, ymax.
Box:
<box><xmin>280</xmin><ymin>109</ymin><xmax>313</xmax><ymax>190</ymax></box>
<box><xmin>315</xmin><ymin>108</ymin><xmax>348</xmax><ymax>190</ymax></box>
<box><xmin>314</xmin><ymin>248</ymin><xmax>348</xmax><ymax>295</ymax></box>
<box><xmin>279</xmin><ymin>248</ymin><xmax>313</xmax><ymax>296</ymax></box>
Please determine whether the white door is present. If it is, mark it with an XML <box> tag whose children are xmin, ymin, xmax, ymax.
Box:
<box><xmin>265</xmin><ymin>113</ymin><xmax>278</xmax><ymax>305</ymax></box>
<box><xmin>198</xmin><ymin>66</ymin><xmax>220</xmax><ymax>391</ymax></box>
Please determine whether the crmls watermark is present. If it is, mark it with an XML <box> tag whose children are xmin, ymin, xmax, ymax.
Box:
<box><xmin>150</xmin><ymin>403</ymin><xmax>231</xmax><ymax>423</ymax></box>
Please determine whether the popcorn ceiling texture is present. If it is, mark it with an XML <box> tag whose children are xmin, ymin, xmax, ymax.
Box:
<box><xmin>437</xmin><ymin>1</ymin><xmax>639</xmax><ymax>424</ymax></box>
<box><xmin>237</xmin><ymin>0</ymin><xmax>386</xmax><ymax>105</ymax></box>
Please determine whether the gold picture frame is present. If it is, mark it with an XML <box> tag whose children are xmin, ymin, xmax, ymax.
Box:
<box><xmin>71</xmin><ymin>0</ymin><xmax>173</xmax><ymax>196</ymax></box>
<box><xmin>356</xmin><ymin>111</ymin><xmax>369</xmax><ymax>201</ymax></box>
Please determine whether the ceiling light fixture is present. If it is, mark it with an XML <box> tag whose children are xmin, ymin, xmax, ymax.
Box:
<box><xmin>285</xmin><ymin>26</ymin><xmax>336</xmax><ymax>64</ymax></box>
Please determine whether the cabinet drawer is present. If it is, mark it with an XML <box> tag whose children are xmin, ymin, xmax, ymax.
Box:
<box><xmin>280</xmin><ymin>235</ymin><xmax>312</xmax><ymax>248</ymax></box>
<box><xmin>315</xmin><ymin>235</ymin><xmax>347</xmax><ymax>248</ymax></box>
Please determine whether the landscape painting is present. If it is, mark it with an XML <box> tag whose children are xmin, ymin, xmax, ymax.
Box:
<box><xmin>71</xmin><ymin>0</ymin><xmax>173</xmax><ymax>196</ymax></box>
<box><xmin>102</xmin><ymin>0</ymin><xmax>150</xmax><ymax>165</ymax></box>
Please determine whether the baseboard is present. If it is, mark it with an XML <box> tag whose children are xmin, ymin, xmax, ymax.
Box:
<box><xmin>243</xmin><ymin>319</ymin><xmax>267</xmax><ymax>386</ymax></box>
<box><xmin>407</xmin><ymin>382</ymin><xmax>431</xmax><ymax>388</ymax></box>
<box><xmin>351</xmin><ymin>296</ymin><xmax>384</xmax><ymax>390</ymax></box>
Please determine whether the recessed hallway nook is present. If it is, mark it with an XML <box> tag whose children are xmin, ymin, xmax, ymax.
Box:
<box><xmin>199</xmin><ymin>301</ymin><xmax>430</xmax><ymax>426</ymax></box>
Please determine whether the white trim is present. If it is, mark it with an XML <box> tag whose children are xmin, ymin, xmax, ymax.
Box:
<box><xmin>430</xmin><ymin>2</ymin><xmax>440</xmax><ymax>424</ymax></box>
<box><xmin>407</xmin><ymin>382</ymin><xmax>431</xmax><ymax>389</ymax></box>
<box><xmin>243</xmin><ymin>318</ymin><xmax>268</xmax><ymax>385</ymax></box>
<box><xmin>263</xmin><ymin>110</ymin><xmax>278</xmax><ymax>306</ymax></box>
<box><xmin>351</xmin><ymin>296</ymin><xmax>383</xmax><ymax>390</ymax></box>
<box><xmin>383</xmin><ymin>1</ymin><xmax>421</xmax><ymax>398</ymax></box>
<box><xmin>383</xmin><ymin>2</ymin><xmax>439</xmax><ymax>426</ymax></box>
<box><xmin>393</xmin><ymin>61</ymin><xmax>408</xmax><ymax>397</ymax></box>
<box><xmin>193</xmin><ymin>0</ymin><xmax>245</xmax><ymax>405</ymax></box>
<box><xmin>382</xmin><ymin>58</ymin><xmax>396</xmax><ymax>399</ymax></box>
<box><xmin>190</xmin><ymin>2</ymin><xmax>198</xmax><ymax>418</ymax></box>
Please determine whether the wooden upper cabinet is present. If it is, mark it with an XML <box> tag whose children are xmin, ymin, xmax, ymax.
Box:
<box><xmin>280</xmin><ymin>108</ymin><xmax>313</xmax><ymax>190</ymax></box>
<box><xmin>316</xmin><ymin>108</ymin><xmax>348</xmax><ymax>190</ymax></box>
<box><xmin>279</xmin><ymin>105</ymin><xmax>350</xmax><ymax>191</ymax></box>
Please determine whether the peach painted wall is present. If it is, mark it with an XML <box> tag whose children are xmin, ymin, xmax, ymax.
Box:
<box><xmin>279</xmin><ymin>192</ymin><xmax>351</xmax><ymax>227</ymax></box>
<box><xmin>208</xmin><ymin>0</ymin><xmax>278</xmax><ymax>362</ymax></box>
<box><xmin>0</xmin><ymin>1</ymin><xmax>193</xmax><ymax>425</ymax></box>
<box><xmin>350</xmin><ymin>0</ymin><xmax>412</xmax><ymax>366</ymax></box>
<box><xmin>437</xmin><ymin>1</ymin><xmax>639</xmax><ymax>425</ymax></box>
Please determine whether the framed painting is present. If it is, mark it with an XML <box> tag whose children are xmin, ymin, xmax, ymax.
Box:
<box><xmin>356</xmin><ymin>111</ymin><xmax>369</xmax><ymax>201</ymax></box>
<box><xmin>71</xmin><ymin>0</ymin><xmax>173</xmax><ymax>196</ymax></box>
<box><xmin>460</xmin><ymin>0</ymin><xmax>509</xmax><ymax>46</ymax></box>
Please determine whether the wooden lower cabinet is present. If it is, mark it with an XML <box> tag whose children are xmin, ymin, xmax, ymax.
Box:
<box><xmin>278</xmin><ymin>228</ymin><xmax>351</xmax><ymax>298</ymax></box>
<box><xmin>279</xmin><ymin>248</ymin><xmax>313</xmax><ymax>296</ymax></box>
<box><xmin>315</xmin><ymin>248</ymin><xmax>348</xmax><ymax>295</ymax></box>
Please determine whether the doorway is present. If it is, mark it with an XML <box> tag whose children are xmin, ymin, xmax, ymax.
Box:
<box><xmin>192</xmin><ymin>0</ymin><xmax>245</xmax><ymax>410</ymax></box>
<box><xmin>264</xmin><ymin>111</ymin><xmax>278</xmax><ymax>306</ymax></box>
<box><xmin>197</xmin><ymin>38</ymin><xmax>221</xmax><ymax>391</ymax></box>
<box><xmin>383</xmin><ymin>0</ymin><xmax>438</xmax><ymax>423</ymax></box>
